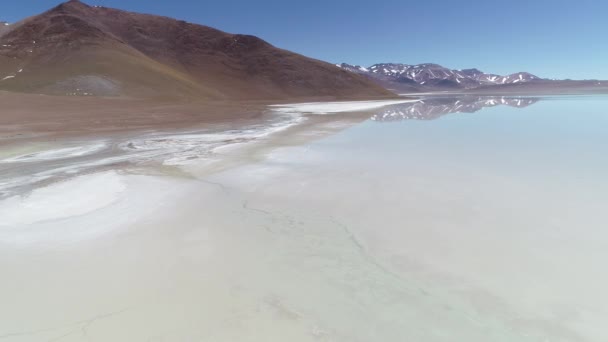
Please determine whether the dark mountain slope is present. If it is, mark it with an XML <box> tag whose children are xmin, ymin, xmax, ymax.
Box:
<box><xmin>0</xmin><ymin>0</ymin><xmax>393</xmax><ymax>100</ymax></box>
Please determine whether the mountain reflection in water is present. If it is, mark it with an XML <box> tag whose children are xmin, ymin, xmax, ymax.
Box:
<box><xmin>371</xmin><ymin>96</ymin><xmax>540</xmax><ymax>121</ymax></box>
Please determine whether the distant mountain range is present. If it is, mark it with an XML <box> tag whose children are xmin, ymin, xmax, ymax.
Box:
<box><xmin>337</xmin><ymin>63</ymin><xmax>607</xmax><ymax>94</ymax></box>
<box><xmin>339</xmin><ymin>63</ymin><xmax>540</xmax><ymax>88</ymax></box>
<box><xmin>0</xmin><ymin>0</ymin><xmax>390</xmax><ymax>100</ymax></box>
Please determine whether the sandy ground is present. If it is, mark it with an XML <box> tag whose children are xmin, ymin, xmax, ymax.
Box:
<box><xmin>1</xmin><ymin>96</ymin><xmax>607</xmax><ymax>341</ymax></box>
<box><xmin>0</xmin><ymin>91</ymin><xmax>269</xmax><ymax>142</ymax></box>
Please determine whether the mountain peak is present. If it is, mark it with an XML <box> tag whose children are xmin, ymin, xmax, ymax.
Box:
<box><xmin>51</xmin><ymin>0</ymin><xmax>92</xmax><ymax>13</ymax></box>
<box><xmin>461</xmin><ymin>68</ymin><xmax>483</xmax><ymax>75</ymax></box>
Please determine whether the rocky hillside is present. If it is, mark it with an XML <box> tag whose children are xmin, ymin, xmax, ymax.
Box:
<box><xmin>0</xmin><ymin>0</ymin><xmax>393</xmax><ymax>100</ymax></box>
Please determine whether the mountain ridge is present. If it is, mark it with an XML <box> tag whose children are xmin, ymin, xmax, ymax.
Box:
<box><xmin>337</xmin><ymin>62</ymin><xmax>544</xmax><ymax>91</ymax></box>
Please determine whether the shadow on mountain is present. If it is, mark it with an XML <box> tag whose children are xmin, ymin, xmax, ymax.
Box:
<box><xmin>370</xmin><ymin>96</ymin><xmax>541</xmax><ymax>122</ymax></box>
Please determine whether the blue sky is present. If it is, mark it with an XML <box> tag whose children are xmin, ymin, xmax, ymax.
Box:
<box><xmin>3</xmin><ymin>0</ymin><xmax>607</xmax><ymax>79</ymax></box>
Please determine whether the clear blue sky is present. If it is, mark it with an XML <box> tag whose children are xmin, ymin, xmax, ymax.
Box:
<box><xmin>3</xmin><ymin>0</ymin><xmax>607</xmax><ymax>79</ymax></box>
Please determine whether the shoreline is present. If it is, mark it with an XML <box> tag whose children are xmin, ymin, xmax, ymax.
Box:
<box><xmin>0</xmin><ymin>97</ymin><xmax>416</xmax><ymax>242</ymax></box>
<box><xmin>0</xmin><ymin>91</ymin><xmax>409</xmax><ymax>143</ymax></box>
<box><xmin>0</xmin><ymin>98</ymin><xmax>415</xmax><ymax>200</ymax></box>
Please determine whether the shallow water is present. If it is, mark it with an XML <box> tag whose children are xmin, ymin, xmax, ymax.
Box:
<box><xmin>1</xmin><ymin>96</ymin><xmax>607</xmax><ymax>341</ymax></box>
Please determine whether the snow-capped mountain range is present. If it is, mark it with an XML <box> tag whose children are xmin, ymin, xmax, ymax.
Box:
<box><xmin>337</xmin><ymin>62</ymin><xmax>542</xmax><ymax>91</ymax></box>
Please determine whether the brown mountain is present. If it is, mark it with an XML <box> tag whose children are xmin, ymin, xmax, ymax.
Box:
<box><xmin>0</xmin><ymin>0</ymin><xmax>393</xmax><ymax>100</ymax></box>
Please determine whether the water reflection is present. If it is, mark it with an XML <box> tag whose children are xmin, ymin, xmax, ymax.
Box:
<box><xmin>371</xmin><ymin>96</ymin><xmax>541</xmax><ymax>122</ymax></box>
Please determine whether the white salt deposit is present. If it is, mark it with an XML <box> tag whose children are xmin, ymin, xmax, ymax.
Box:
<box><xmin>269</xmin><ymin>100</ymin><xmax>418</xmax><ymax>115</ymax></box>
<box><xmin>0</xmin><ymin>171</ymin><xmax>126</xmax><ymax>226</ymax></box>
<box><xmin>121</xmin><ymin>116</ymin><xmax>304</xmax><ymax>166</ymax></box>
<box><xmin>1</xmin><ymin>142</ymin><xmax>107</xmax><ymax>163</ymax></box>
